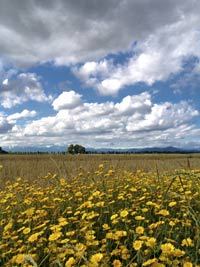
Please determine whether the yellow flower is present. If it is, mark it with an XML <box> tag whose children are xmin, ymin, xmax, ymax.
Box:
<box><xmin>146</xmin><ymin>237</ymin><xmax>156</xmax><ymax>248</ymax></box>
<box><xmin>58</xmin><ymin>217</ymin><xmax>68</xmax><ymax>226</ymax></box>
<box><xmin>115</xmin><ymin>230</ymin><xmax>127</xmax><ymax>239</ymax></box>
<box><xmin>142</xmin><ymin>208</ymin><xmax>148</xmax><ymax>213</ymax></box>
<box><xmin>102</xmin><ymin>224</ymin><xmax>110</xmax><ymax>230</ymax></box>
<box><xmin>23</xmin><ymin>227</ymin><xmax>31</xmax><ymax>235</ymax></box>
<box><xmin>173</xmin><ymin>249</ymin><xmax>185</xmax><ymax>257</ymax></box>
<box><xmin>136</xmin><ymin>226</ymin><xmax>144</xmax><ymax>235</ymax></box>
<box><xmin>181</xmin><ymin>238</ymin><xmax>193</xmax><ymax>247</ymax></box>
<box><xmin>24</xmin><ymin>207</ymin><xmax>35</xmax><ymax>216</ymax></box>
<box><xmin>142</xmin><ymin>258</ymin><xmax>157</xmax><ymax>266</ymax></box>
<box><xmin>169</xmin><ymin>220</ymin><xmax>176</xmax><ymax>227</ymax></box>
<box><xmin>151</xmin><ymin>263</ymin><xmax>165</xmax><ymax>267</ymax></box>
<box><xmin>183</xmin><ymin>262</ymin><xmax>193</xmax><ymax>267</ymax></box>
<box><xmin>135</xmin><ymin>215</ymin><xmax>145</xmax><ymax>221</ymax></box>
<box><xmin>157</xmin><ymin>209</ymin><xmax>169</xmax><ymax>216</ymax></box>
<box><xmin>92</xmin><ymin>190</ymin><xmax>101</xmax><ymax>197</ymax></box>
<box><xmin>60</xmin><ymin>178</ymin><xmax>66</xmax><ymax>186</ymax></box>
<box><xmin>12</xmin><ymin>254</ymin><xmax>25</xmax><ymax>264</ymax></box>
<box><xmin>120</xmin><ymin>210</ymin><xmax>129</xmax><ymax>218</ymax></box>
<box><xmin>168</xmin><ymin>201</ymin><xmax>177</xmax><ymax>207</ymax></box>
<box><xmin>98</xmin><ymin>164</ymin><xmax>104</xmax><ymax>169</ymax></box>
<box><xmin>49</xmin><ymin>231</ymin><xmax>62</xmax><ymax>241</ymax></box>
<box><xmin>110</xmin><ymin>214</ymin><xmax>118</xmax><ymax>220</ymax></box>
<box><xmin>133</xmin><ymin>240</ymin><xmax>143</xmax><ymax>250</ymax></box>
<box><xmin>160</xmin><ymin>243</ymin><xmax>175</xmax><ymax>255</ymax></box>
<box><xmin>75</xmin><ymin>191</ymin><xmax>82</xmax><ymax>197</ymax></box>
<box><xmin>28</xmin><ymin>233</ymin><xmax>40</xmax><ymax>242</ymax></box>
<box><xmin>4</xmin><ymin>222</ymin><xmax>13</xmax><ymax>232</ymax></box>
<box><xmin>112</xmin><ymin>259</ymin><xmax>122</xmax><ymax>267</ymax></box>
<box><xmin>90</xmin><ymin>253</ymin><xmax>103</xmax><ymax>264</ymax></box>
<box><xmin>65</xmin><ymin>257</ymin><xmax>76</xmax><ymax>267</ymax></box>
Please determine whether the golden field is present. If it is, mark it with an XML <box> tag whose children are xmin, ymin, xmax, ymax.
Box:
<box><xmin>0</xmin><ymin>154</ymin><xmax>200</xmax><ymax>266</ymax></box>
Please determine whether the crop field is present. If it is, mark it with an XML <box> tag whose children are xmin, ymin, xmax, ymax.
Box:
<box><xmin>0</xmin><ymin>154</ymin><xmax>200</xmax><ymax>266</ymax></box>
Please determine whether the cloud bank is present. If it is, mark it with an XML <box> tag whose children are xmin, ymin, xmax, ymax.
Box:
<box><xmin>1</xmin><ymin>91</ymin><xmax>199</xmax><ymax>148</ymax></box>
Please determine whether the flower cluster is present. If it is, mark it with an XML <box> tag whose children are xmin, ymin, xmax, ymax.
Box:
<box><xmin>0</xmin><ymin>166</ymin><xmax>199</xmax><ymax>266</ymax></box>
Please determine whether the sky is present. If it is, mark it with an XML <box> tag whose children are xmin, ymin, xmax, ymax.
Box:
<box><xmin>0</xmin><ymin>0</ymin><xmax>200</xmax><ymax>149</ymax></box>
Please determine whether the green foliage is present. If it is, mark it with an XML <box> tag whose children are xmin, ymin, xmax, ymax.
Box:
<box><xmin>67</xmin><ymin>144</ymin><xmax>86</xmax><ymax>154</ymax></box>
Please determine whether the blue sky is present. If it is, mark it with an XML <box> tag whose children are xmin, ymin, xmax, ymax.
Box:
<box><xmin>0</xmin><ymin>0</ymin><xmax>200</xmax><ymax>149</ymax></box>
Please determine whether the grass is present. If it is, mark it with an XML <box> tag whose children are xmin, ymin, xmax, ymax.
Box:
<box><xmin>0</xmin><ymin>154</ymin><xmax>200</xmax><ymax>266</ymax></box>
<box><xmin>0</xmin><ymin>153</ymin><xmax>200</xmax><ymax>181</ymax></box>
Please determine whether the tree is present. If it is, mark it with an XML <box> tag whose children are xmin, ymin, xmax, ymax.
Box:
<box><xmin>67</xmin><ymin>144</ymin><xmax>75</xmax><ymax>154</ymax></box>
<box><xmin>67</xmin><ymin>144</ymin><xmax>86</xmax><ymax>154</ymax></box>
<box><xmin>0</xmin><ymin>147</ymin><xmax>8</xmax><ymax>154</ymax></box>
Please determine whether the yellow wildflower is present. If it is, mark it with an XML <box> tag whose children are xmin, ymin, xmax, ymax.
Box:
<box><xmin>110</xmin><ymin>214</ymin><xmax>118</xmax><ymax>220</ymax></box>
<box><xmin>23</xmin><ymin>227</ymin><xmax>31</xmax><ymax>235</ymax></box>
<box><xmin>49</xmin><ymin>231</ymin><xmax>62</xmax><ymax>241</ymax></box>
<box><xmin>28</xmin><ymin>233</ymin><xmax>40</xmax><ymax>242</ymax></box>
<box><xmin>168</xmin><ymin>201</ymin><xmax>177</xmax><ymax>207</ymax></box>
<box><xmin>173</xmin><ymin>249</ymin><xmax>185</xmax><ymax>257</ymax></box>
<box><xmin>12</xmin><ymin>254</ymin><xmax>25</xmax><ymax>264</ymax></box>
<box><xmin>146</xmin><ymin>237</ymin><xmax>156</xmax><ymax>248</ymax></box>
<box><xmin>4</xmin><ymin>222</ymin><xmax>13</xmax><ymax>232</ymax></box>
<box><xmin>133</xmin><ymin>240</ymin><xmax>143</xmax><ymax>250</ymax></box>
<box><xmin>112</xmin><ymin>259</ymin><xmax>122</xmax><ymax>267</ymax></box>
<box><xmin>161</xmin><ymin>243</ymin><xmax>175</xmax><ymax>255</ymax></box>
<box><xmin>102</xmin><ymin>224</ymin><xmax>110</xmax><ymax>230</ymax></box>
<box><xmin>90</xmin><ymin>253</ymin><xmax>103</xmax><ymax>264</ymax></box>
<box><xmin>65</xmin><ymin>257</ymin><xmax>76</xmax><ymax>267</ymax></box>
<box><xmin>157</xmin><ymin>209</ymin><xmax>169</xmax><ymax>216</ymax></box>
<box><xmin>181</xmin><ymin>238</ymin><xmax>193</xmax><ymax>247</ymax></box>
<box><xmin>135</xmin><ymin>215</ymin><xmax>145</xmax><ymax>221</ymax></box>
<box><xmin>183</xmin><ymin>262</ymin><xmax>193</xmax><ymax>267</ymax></box>
<box><xmin>120</xmin><ymin>210</ymin><xmax>129</xmax><ymax>218</ymax></box>
<box><xmin>142</xmin><ymin>258</ymin><xmax>157</xmax><ymax>266</ymax></box>
<box><xmin>151</xmin><ymin>263</ymin><xmax>165</xmax><ymax>267</ymax></box>
<box><xmin>136</xmin><ymin>226</ymin><xmax>144</xmax><ymax>235</ymax></box>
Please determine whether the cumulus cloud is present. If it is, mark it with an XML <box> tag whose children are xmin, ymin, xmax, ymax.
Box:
<box><xmin>7</xmin><ymin>109</ymin><xmax>37</xmax><ymax>123</ymax></box>
<box><xmin>0</xmin><ymin>109</ymin><xmax>37</xmax><ymax>134</ymax></box>
<box><xmin>8</xmin><ymin>90</ymin><xmax>196</xmax><ymax>148</ymax></box>
<box><xmin>0</xmin><ymin>0</ymin><xmax>200</xmax><ymax>96</ymax></box>
<box><xmin>0</xmin><ymin>0</ymin><xmax>199</xmax><ymax>67</ymax></box>
<box><xmin>74</xmin><ymin>18</ymin><xmax>200</xmax><ymax>95</ymax></box>
<box><xmin>0</xmin><ymin>1</ymin><xmax>200</xmax><ymax>148</ymax></box>
<box><xmin>0</xmin><ymin>72</ymin><xmax>51</xmax><ymax>108</ymax></box>
<box><xmin>0</xmin><ymin>113</ymin><xmax>13</xmax><ymax>133</ymax></box>
<box><xmin>52</xmin><ymin>91</ymin><xmax>82</xmax><ymax>111</ymax></box>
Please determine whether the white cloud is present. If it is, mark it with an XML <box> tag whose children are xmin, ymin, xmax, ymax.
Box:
<box><xmin>7</xmin><ymin>109</ymin><xmax>37</xmax><ymax>123</ymax></box>
<box><xmin>52</xmin><ymin>91</ymin><xmax>82</xmax><ymax>111</ymax></box>
<box><xmin>115</xmin><ymin>92</ymin><xmax>151</xmax><ymax>115</ymax></box>
<box><xmin>0</xmin><ymin>1</ymin><xmax>200</xmax><ymax>148</ymax></box>
<box><xmin>126</xmin><ymin>102</ymin><xmax>199</xmax><ymax>132</ymax></box>
<box><xmin>74</xmin><ymin>18</ymin><xmax>200</xmax><ymax>95</ymax></box>
<box><xmin>0</xmin><ymin>113</ymin><xmax>13</xmax><ymax>133</ymax></box>
<box><xmin>0</xmin><ymin>90</ymin><xmax>194</xmax><ymax>148</ymax></box>
<box><xmin>0</xmin><ymin>0</ymin><xmax>199</xmax><ymax>67</ymax></box>
<box><xmin>0</xmin><ymin>72</ymin><xmax>51</xmax><ymax>108</ymax></box>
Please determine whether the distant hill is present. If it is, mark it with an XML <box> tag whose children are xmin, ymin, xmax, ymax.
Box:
<box><xmin>87</xmin><ymin>146</ymin><xmax>200</xmax><ymax>154</ymax></box>
<box><xmin>5</xmin><ymin>145</ymin><xmax>200</xmax><ymax>154</ymax></box>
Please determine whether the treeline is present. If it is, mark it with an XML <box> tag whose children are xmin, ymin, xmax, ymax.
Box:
<box><xmin>1</xmin><ymin>144</ymin><xmax>200</xmax><ymax>155</ymax></box>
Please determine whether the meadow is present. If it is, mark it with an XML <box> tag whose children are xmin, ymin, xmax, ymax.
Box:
<box><xmin>0</xmin><ymin>154</ymin><xmax>200</xmax><ymax>266</ymax></box>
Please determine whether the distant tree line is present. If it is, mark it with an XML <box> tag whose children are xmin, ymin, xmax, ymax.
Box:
<box><xmin>1</xmin><ymin>145</ymin><xmax>199</xmax><ymax>155</ymax></box>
